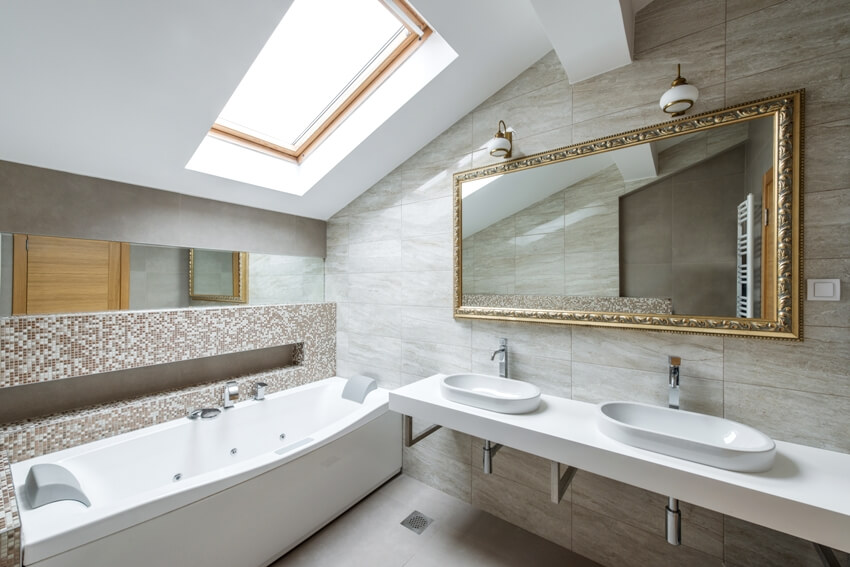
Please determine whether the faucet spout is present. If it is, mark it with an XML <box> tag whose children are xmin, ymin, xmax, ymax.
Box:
<box><xmin>491</xmin><ymin>338</ymin><xmax>508</xmax><ymax>378</ymax></box>
<box><xmin>668</xmin><ymin>356</ymin><xmax>681</xmax><ymax>410</ymax></box>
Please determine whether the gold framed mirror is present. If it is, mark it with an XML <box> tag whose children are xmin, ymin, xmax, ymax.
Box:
<box><xmin>188</xmin><ymin>249</ymin><xmax>248</xmax><ymax>303</ymax></box>
<box><xmin>453</xmin><ymin>91</ymin><xmax>803</xmax><ymax>340</ymax></box>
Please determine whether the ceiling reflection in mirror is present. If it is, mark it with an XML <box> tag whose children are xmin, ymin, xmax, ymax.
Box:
<box><xmin>454</xmin><ymin>92</ymin><xmax>803</xmax><ymax>339</ymax></box>
<box><xmin>0</xmin><ymin>234</ymin><xmax>324</xmax><ymax>317</ymax></box>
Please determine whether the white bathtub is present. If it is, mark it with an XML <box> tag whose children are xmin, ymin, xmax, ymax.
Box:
<box><xmin>11</xmin><ymin>377</ymin><xmax>401</xmax><ymax>567</ymax></box>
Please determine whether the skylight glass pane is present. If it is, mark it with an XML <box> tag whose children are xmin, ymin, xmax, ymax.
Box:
<box><xmin>216</xmin><ymin>0</ymin><xmax>409</xmax><ymax>151</ymax></box>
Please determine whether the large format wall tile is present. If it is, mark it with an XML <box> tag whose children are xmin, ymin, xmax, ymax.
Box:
<box><xmin>726</xmin><ymin>0</ymin><xmax>850</xmax><ymax>81</ymax></box>
<box><xmin>724</xmin><ymin>381</ymin><xmax>850</xmax><ymax>452</ymax></box>
<box><xmin>724</xmin><ymin>515</ymin><xmax>850</xmax><ymax>567</ymax></box>
<box><xmin>634</xmin><ymin>0</ymin><xmax>725</xmax><ymax>54</ymax></box>
<box><xmin>471</xmin><ymin>467</ymin><xmax>572</xmax><ymax>550</ymax></box>
<box><xmin>572</xmin><ymin>504</ymin><xmax>723</xmax><ymax>567</ymax></box>
<box><xmin>804</xmin><ymin>188</ymin><xmax>850</xmax><ymax>259</ymax></box>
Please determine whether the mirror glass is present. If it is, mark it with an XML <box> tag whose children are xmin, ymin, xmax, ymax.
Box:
<box><xmin>189</xmin><ymin>249</ymin><xmax>247</xmax><ymax>303</ymax></box>
<box><xmin>0</xmin><ymin>234</ymin><xmax>324</xmax><ymax>316</ymax></box>
<box><xmin>454</xmin><ymin>92</ymin><xmax>802</xmax><ymax>339</ymax></box>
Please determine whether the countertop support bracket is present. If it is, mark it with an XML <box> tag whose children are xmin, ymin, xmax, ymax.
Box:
<box><xmin>813</xmin><ymin>543</ymin><xmax>841</xmax><ymax>567</ymax></box>
<box><xmin>550</xmin><ymin>461</ymin><xmax>577</xmax><ymax>504</ymax></box>
<box><xmin>402</xmin><ymin>414</ymin><xmax>442</xmax><ymax>448</ymax></box>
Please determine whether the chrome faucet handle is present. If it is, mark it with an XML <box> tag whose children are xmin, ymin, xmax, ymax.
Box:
<box><xmin>253</xmin><ymin>382</ymin><xmax>267</xmax><ymax>401</ymax></box>
<box><xmin>224</xmin><ymin>381</ymin><xmax>239</xmax><ymax>408</ymax></box>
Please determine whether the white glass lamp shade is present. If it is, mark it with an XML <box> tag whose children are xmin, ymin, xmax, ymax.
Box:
<box><xmin>489</xmin><ymin>135</ymin><xmax>512</xmax><ymax>157</ymax></box>
<box><xmin>660</xmin><ymin>83</ymin><xmax>699</xmax><ymax>116</ymax></box>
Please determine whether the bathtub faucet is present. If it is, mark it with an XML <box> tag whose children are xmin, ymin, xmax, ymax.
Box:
<box><xmin>224</xmin><ymin>381</ymin><xmax>239</xmax><ymax>409</ymax></box>
<box><xmin>187</xmin><ymin>408</ymin><xmax>221</xmax><ymax>420</ymax></box>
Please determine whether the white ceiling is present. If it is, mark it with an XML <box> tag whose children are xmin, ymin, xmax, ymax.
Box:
<box><xmin>0</xmin><ymin>1</ymin><xmax>647</xmax><ymax>221</ymax></box>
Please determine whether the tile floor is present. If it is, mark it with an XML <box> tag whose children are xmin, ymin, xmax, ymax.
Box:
<box><xmin>270</xmin><ymin>473</ymin><xmax>601</xmax><ymax>567</ymax></box>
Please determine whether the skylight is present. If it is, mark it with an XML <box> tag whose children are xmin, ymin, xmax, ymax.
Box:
<box><xmin>211</xmin><ymin>0</ymin><xmax>429</xmax><ymax>162</ymax></box>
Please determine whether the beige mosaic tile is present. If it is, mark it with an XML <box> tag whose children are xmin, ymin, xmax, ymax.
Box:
<box><xmin>0</xmin><ymin>450</ymin><xmax>21</xmax><ymax>567</ymax></box>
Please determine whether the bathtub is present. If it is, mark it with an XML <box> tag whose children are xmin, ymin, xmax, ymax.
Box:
<box><xmin>10</xmin><ymin>377</ymin><xmax>401</xmax><ymax>567</ymax></box>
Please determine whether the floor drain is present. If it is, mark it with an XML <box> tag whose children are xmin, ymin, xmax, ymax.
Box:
<box><xmin>400</xmin><ymin>510</ymin><xmax>433</xmax><ymax>535</ymax></box>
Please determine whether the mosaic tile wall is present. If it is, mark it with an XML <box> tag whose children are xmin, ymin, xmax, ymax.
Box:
<box><xmin>0</xmin><ymin>302</ymin><xmax>336</xmax><ymax>566</ymax></box>
<box><xmin>0</xmin><ymin>450</ymin><xmax>20</xmax><ymax>567</ymax></box>
<box><xmin>0</xmin><ymin>303</ymin><xmax>334</xmax><ymax>387</ymax></box>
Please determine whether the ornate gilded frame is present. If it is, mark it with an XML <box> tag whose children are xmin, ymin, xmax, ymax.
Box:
<box><xmin>188</xmin><ymin>249</ymin><xmax>249</xmax><ymax>303</ymax></box>
<box><xmin>453</xmin><ymin>91</ymin><xmax>803</xmax><ymax>340</ymax></box>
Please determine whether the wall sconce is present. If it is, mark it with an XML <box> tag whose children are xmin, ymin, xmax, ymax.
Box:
<box><xmin>659</xmin><ymin>64</ymin><xmax>699</xmax><ymax>117</ymax></box>
<box><xmin>489</xmin><ymin>120</ymin><xmax>513</xmax><ymax>158</ymax></box>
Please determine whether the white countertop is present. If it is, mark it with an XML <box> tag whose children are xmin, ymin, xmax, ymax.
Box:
<box><xmin>389</xmin><ymin>375</ymin><xmax>850</xmax><ymax>553</ymax></box>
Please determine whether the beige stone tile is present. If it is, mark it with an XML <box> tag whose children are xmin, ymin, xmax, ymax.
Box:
<box><xmin>562</xmin><ymin>165</ymin><xmax>625</xmax><ymax>210</ymax></box>
<box><xmin>515</xmin><ymin>192</ymin><xmax>565</xmax><ymax>236</ymax></box>
<box><xmin>726</xmin><ymin>0</ymin><xmax>788</xmax><ymax>20</ymax></box>
<box><xmin>573</xmin><ymin>26</ymin><xmax>725</xmax><ymax>125</ymax></box>
<box><xmin>804</xmin><ymin>259</ymin><xmax>850</xmax><ymax>328</ymax></box>
<box><xmin>345</xmin><ymin>239</ymin><xmax>402</xmax><ymax>273</ymax></box>
<box><xmin>515</xmin><ymin>253</ymin><xmax>565</xmax><ymax>295</ymax></box>
<box><xmin>571</xmin><ymin>362</ymin><xmax>724</xmax><ymax>416</ymax></box>
<box><xmin>471</xmin><ymin>319</ymin><xmax>572</xmax><ymax>362</ymax></box>
<box><xmin>401</xmin><ymin>155</ymin><xmax>470</xmax><ymax>205</ymax></box>
<box><xmin>471</xmin><ymin>350</ymin><xmax>572</xmax><ymax>398</ymax></box>
<box><xmin>346</xmin><ymin>272</ymin><xmax>404</xmax><ymax>304</ymax></box>
<box><xmin>806</xmin><ymin>121</ymin><xmax>850</xmax><ymax>193</ymax></box>
<box><xmin>472</xmin><ymin>80</ymin><xmax>573</xmax><ymax>150</ymax></box>
<box><xmin>471</xmin><ymin>467</ymin><xmax>572</xmax><ymax>549</ymax></box>
<box><xmin>401</xmin><ymin>307</ymin><xmax>472</xmax><ymax>347</ymax></box>
<box><xmin>572</xmin><ymin>326</ymin><xmax>724</xmax><ymax>380</ymax></box>
<box><xmin>726</xmin><ymin>0</ymin><xmax>850</xmax><ymax>81</ymax></box>
<box><xmin>571</xmin><ymin>471</ymin><xmax>723</xmax><ymax>559</ymax></box>
<box><xmin>634</xmin><ymin>0</ymin><xmax>725</xmax><ymax>54</ymax></box>
<box><xmin>403</xmin><ymin>432</ymin><xmax>472</xmax><ymax>502</ymax></box>
<box><xmin>338</xmin><ymin>302</ymin><xmax>402</xmax><ymax>338</ymax></box>
<box><xmin>572</xmin><ymin>504</ymin><xmax>723</xmax><ymax>567</ymax></box>
<box><xmin>325</xmin><ymin>215</ymin><xmax>349</xmax><ymax>246</ymax></box>
<box><xmin>724</xmin><ymin>326</ymin><xmax>850</xmax><ymax>397</ymax></box>
<box><xmin>346</xmin><ymin>331</ymin><xmax>401</xmax><ymax>368</ymax></box>
<box><xmin>804</xmin><ymin>188</ymin><xmax>850</xmax><ymax>259</ymax></box>
<box><xmin>336</xmin><ymin>358</ymin><xmax>401</xmax><ymax>390</ymax></box>
<box><xmin>402</xmin><ymin>197</ymin><xmax>453</xmax><ymax>238</ymax></box>
<box><xmin>401</xmin><ymin>233</ymin><xmax>453</xmax><ymax>272</ymax></box>
<box><xmin>477</xmin><ymin>50</ymin><xmax>568</xmax><ymax>111</ymax></box>
<box><xmin>347</xmin><ymin>206</ymin><xmax>401</xmax><ymax>245</ymax></box>
<box><xmin>724</xmin><ymin>381</ymin><xmax>850</xmax><ymax>452</ymax></box>
<box><xmin>400</xmin><ymin>270</ymin><xmax>453</xmax><ymax>308</ymax></box>
<box><xmin>516</xmin><ymin>230</ymin><xmax>565</xmax><ymax>256</ymax></box>
<box><xmin>406</xmin><ymin>114</ymin><xmax>474</xmax><ymax>170</ymax></box>
<box><xmin>469</xmin><ymin>437</ymin><xmax>554</xmax><ymax>496</ymax></box>
<box><xmin>723</xmin><ymin>515</ymin><xmax>849</xmax><ymax>567</ymax></box>
<box><xmin>401</xmin><ymin>340</ymin><xmax>471</xmax><ymax>378</ymax></box>
<box><xmin>725</xmin><ymin>48</ymin><xmax>850</xmax><ymax>127</ymax></box>
<box><xmin>340</xmin><ymin>170</ymin><xmax>402</xmax><ymax>215</ymax></box>
<box><xmin>323</xmin><ymin>273</ymin><xmax>349</xmax><ymax>302</ymax></box>
<box><xmin>572</xmin><ymin>84</ymin><xmax>726</xmax><ymax>145</ymax></box>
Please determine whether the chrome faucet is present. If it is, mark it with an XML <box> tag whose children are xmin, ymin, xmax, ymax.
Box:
<box><xmin>187</xmin><ymin>408</ymin><xmax>221</xmax><ymax>420</ymax></box>
<box><xmin>668</xmin><ymin>356</ymin><xmax>681</xmax><ymax>410</ymax></box>
<box><xmin>224</xmin><ymin>381</ymin><xmax>239</xmax><ymax>408</ymax></box>
<box><xmin>491</xmin><ymin>338</ymin><xmax>508</xmax><ymax>378</ymax></box>
<box><xmin>253</xmin><ymin>381</ymin><xmax>267</xmax><ymax>401</ymax></box>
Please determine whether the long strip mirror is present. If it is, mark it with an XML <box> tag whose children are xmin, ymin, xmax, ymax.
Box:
<box><xmin>453</xmin><ymin>91</ymin><xmax>802</xmax><ymax>339</ymax></box>
<box><xmin>0</xmin><ymin>234</ymin><xmax>324</xmax><ymax>316</ymax></box>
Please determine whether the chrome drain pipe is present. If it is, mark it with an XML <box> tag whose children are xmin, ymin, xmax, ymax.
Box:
<box><xmin>482</xmin><ymin>440</ymin><xmax>502</xmax><ymax>474</ymax></box>
<box><xmin>666</xmin><ymin>497</ymin><xmax>682</xmax><ymax>546</ymax></box>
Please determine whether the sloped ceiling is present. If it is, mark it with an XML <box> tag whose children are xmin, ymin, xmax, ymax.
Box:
<box><xmin>0</xmin><ymin>1</ymin><xmax>647</xmax><ymax>220</ymax></box>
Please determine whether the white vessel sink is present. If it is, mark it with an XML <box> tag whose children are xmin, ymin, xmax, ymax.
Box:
<box><xmin>440</xmin><ymin>374</ymin><xmax>541</xmax><ymax>414</ymax></box>
<box><xmin>596</xmin><ymin>401</ymin><xmax>776</xmax><ymax>472</ymax></box>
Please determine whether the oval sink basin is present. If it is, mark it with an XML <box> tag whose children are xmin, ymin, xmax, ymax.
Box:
<box><xmin>596</xmin><ymin>402</ymin><xmax>776</xmax><ymax>473</ymax></box>
<box><xmin>440</xmin><ymin>374</ymin><xmax>541</xmax><ymax>414</ymax></box>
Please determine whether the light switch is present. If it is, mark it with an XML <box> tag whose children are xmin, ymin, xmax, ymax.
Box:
<box><xmin>807</xmin><ymin>279</ymin><xmax>841</xmax><ymax>301</ymax></box>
